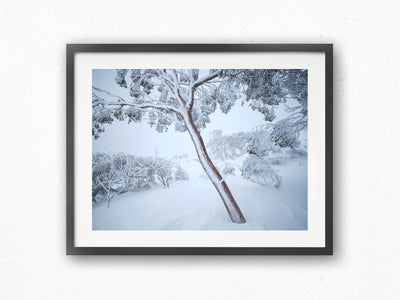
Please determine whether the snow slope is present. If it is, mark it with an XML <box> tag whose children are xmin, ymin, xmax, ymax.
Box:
<box><xmin>92</xmin><ymin>158</ymin><xmax>307</xmax><ymax>230</ymax></box>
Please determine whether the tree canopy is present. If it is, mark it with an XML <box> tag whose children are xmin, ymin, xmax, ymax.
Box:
<box><xmin>92</xmin><ymin>69</ymin><xmax>307</xmax><ymax>140</ymax></box>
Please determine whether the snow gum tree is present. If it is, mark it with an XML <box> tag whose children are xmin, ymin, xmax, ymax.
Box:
<box><xmin>92</xmin><ymin>69</ymin><xmax>307</xmax><ymax>223</ymax></box>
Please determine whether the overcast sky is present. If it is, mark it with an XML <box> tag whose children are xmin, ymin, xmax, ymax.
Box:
<box><xmin>92</xmin><ymin>69</ymin><xmax>278</xmax><ymax>159</ymax></box>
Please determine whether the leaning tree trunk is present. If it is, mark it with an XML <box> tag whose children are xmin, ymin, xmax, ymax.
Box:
<box><xmin>182</xmin><ymin>111</ymin><xmax>246</xmax><ymax>224</ymax></box>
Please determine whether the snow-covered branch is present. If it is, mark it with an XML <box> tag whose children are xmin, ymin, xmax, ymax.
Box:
<box><xmin>192</xmin><ymin>71</ymin><xmax>219</xmax><ymax>89</ymax></box>
<box><xmin>188</xmin><ymin>71</ymin><xmax>219</xmax><ymax>111</ymax></box>
<box><xmin>92</xmin><ymin>86</ymin><xmax>182</xmax><ymax>116</ymax></box>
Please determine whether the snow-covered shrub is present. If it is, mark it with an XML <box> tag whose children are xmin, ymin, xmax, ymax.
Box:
<box><xmin>221</xmin><ymin>162</ymin><xmax>236</xmax><ymax>176</ymax></box>
<box><xmin>173</xmin><ymin>165</ymin><xmax>189</xmax><ymax>181</ymax></box>
<box><xmin>92</xmin><ymin>153</ymin><xmax>126</xmax><ymax>207</ymax></box>
<box><xmin>208</xmin><ymin>130</ymin><xmax>249</xmax><ymax>160</ymax></box>
<box><xmin>92</xmin><ymin>153</ymin><xmax>189</xmax><ymax>206</ymax></box>
<box><xmin>152</xmin><ymin>158</ymin><xmax>188</xmax><ymax>188</ymax></box>
<box><xmin>241</xmin><ymin>155</ymin><xmax>282</xmax><ymax>188</ymax></box>
<box><xmin>207</xmin><ymin>121</ymin><xmax>306</xmax><ymax>188</ymax></box>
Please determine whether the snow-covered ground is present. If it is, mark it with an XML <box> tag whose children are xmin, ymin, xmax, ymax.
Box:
<box><xmin>92</xmin><ymin>157</ymin><xmax>307</xmax><ymax>230</ymax></box>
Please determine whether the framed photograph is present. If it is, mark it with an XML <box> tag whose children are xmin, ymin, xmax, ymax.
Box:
<box><xmin>67</xmin><ymin>44</ymin><xmax>333</xmax><ymax>255</ymax></box>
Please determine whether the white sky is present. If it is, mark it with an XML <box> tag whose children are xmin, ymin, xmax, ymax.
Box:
<box><xmin>92</xmin><ymin>69</ymin><xmax>279</xmax><ymax>159</ymax></box>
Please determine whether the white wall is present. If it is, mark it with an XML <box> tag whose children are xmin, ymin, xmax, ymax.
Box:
<box><xmin>1</xmin><ymin>0</ymin><xmax>399</xmax><ymax>299</ymax></box>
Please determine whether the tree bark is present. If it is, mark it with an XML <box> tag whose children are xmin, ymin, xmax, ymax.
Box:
<box><xmin>182</xmin><ymin>110</ymin><xmax>246</xmax><ymax>224</ymax></box>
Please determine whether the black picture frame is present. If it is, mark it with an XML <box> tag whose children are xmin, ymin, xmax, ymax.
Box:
<box><xmin>67</xmin><ymin>44</ymin><xmax>333</xmax><ymax>255</ymax></box>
